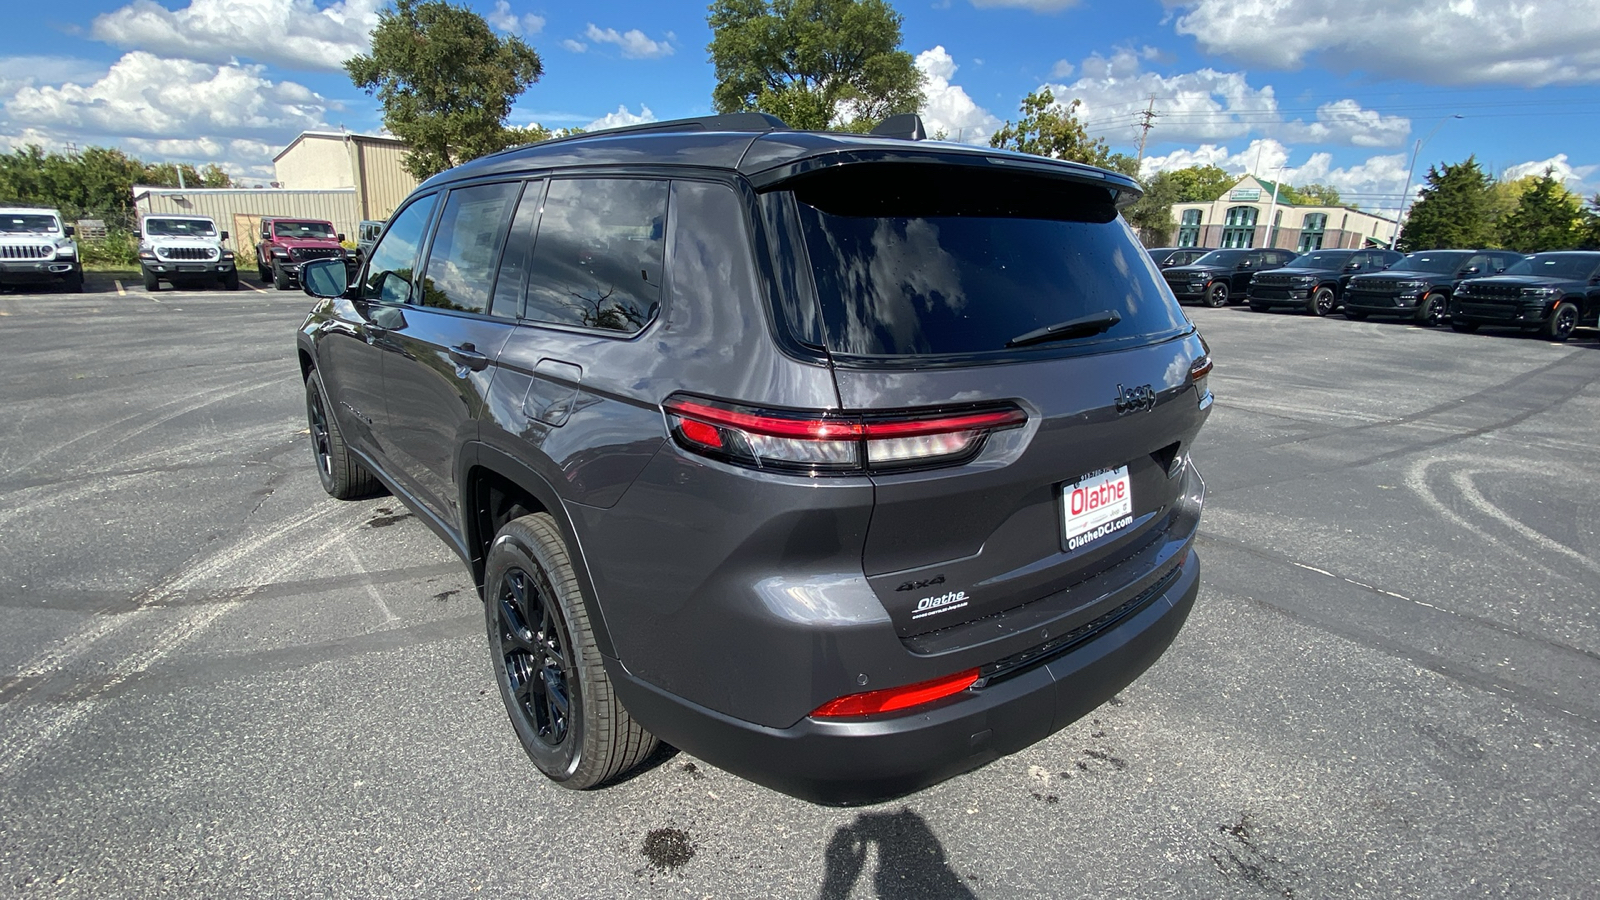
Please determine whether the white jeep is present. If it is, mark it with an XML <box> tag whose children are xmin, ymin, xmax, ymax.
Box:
<box><xmin>0</xmin><ymin>207</ymin><xmax>82</xmax><ymax>293</ymax></box>
<box><xmin>138</xmin><ymin>214</ymin><xmax>239</xmax><ymax>291</ymax></box>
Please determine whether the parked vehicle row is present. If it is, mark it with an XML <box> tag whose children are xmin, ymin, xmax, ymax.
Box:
<box><xmin>1152</xmin><ymin>244</ymin><xmax>1600</xmax><ymax>342</ymax></box>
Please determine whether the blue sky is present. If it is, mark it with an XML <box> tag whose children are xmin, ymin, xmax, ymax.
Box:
<box><xmin>4</xmin><ymin>0</ymin><xmax>1597</xmax><ymax>217</ymax></box>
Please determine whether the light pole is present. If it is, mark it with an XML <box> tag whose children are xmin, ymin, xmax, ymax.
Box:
<box><xmin>1390</xmin><ymin>114</ymin><xmax>1463</xmax><ymax>248</ymax></box>
<box><xmin>1262</xmin><ymin>164</ymin><xmax>1289</xmax><ymax>249</ymax></box>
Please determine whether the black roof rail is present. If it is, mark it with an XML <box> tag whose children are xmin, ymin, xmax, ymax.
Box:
<box><xmin>560</xmin><ymin>112</ymin><xmax>789</xmax><ymax>144</ymax></box>
<box><xmin>870</xmin><ymin>114</ymin><xmax>926</xmax><ymax>141</ymax></box>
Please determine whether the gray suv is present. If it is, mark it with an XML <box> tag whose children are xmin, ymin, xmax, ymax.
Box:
<box><xmin>294</xmin><ymin>113</ymin><xmax>1213</xmax><ymax>804</ymax></box>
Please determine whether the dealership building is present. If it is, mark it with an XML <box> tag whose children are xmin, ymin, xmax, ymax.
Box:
<box><xmin>1166</xmin><ymin>175</ymin><xmax>1397</xmax><ymax>251</ymax></box>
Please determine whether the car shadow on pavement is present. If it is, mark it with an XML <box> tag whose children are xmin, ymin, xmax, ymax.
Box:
<box><xmin>817</xmin><ymin>808</ymin><xmax>976</xmax><ymax>900</ymax></box>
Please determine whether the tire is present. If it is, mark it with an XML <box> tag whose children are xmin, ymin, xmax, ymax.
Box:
<box><xmin>1543</xmin><ymin>301</ymin><xmax>1578</xmax><ymax>342</ymax></box>
<box><xmin>1343</xmin><ymin>308</ymin><xmax>1368</xmax><ymax>321</ymax></box>
<box><xmin>485</xmin><ymin>513</ymin><xmax>657</xmax><ymax>789</ymax></box>
<box><xmin>1450</xmin><ymin>319</ymin><xmax>1478</xmax><ymax>333</ymax></box>
<box><xmin>61</xmin><ymin>271</ymin><xmax>83</xmax><ymax>293</ymax></box>
<box><xmin>272</xmin><ymin>262</ymin><xmax>292</xmax><ymax>291</ymax></box>
<box><xmin>222</xmin><ymin>270</ymin><xmax>240</xmax><ymax>291</ymax></box>
<box><xmin>1204</xmin><ymin>282</ymin><xmax>1229</xmax><ymax>308</ymax></box>
<box><xmin>142</xmin><ymin>267</ymin><xmax>159</xmax><ymax>292</ymax></box>
<box><xmin>1414</xmin><ymin>293</ymin><xmax>1447</xmax><ymax>328</ymax></box>
<box><xmin>258</xmin><ymin>259</ymin><xmax>271</xmax><ymax>282</ymax></box>
<box><xmin>1308</xmin><ymin>286</ymin><xmax>1336</xmax><ymax>317</ymax></box>
<box><xmin>304</xmin><ymin>369</ymin><xmax>380</xmax><ymax>500</ymax></box>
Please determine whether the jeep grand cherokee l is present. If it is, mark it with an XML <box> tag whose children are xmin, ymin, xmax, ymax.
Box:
<box><xmin>1342</xmin><ymin>249</ymin><xmax>1521</xmax><ymax>326</ymax></box>
<box><xmin>1163</xmin><ymin>247</ymin><xmax>1298</xmax><ymax>307</ymax></box>
<box><xmin>1449</xmin><ymin>251</ymin><xmax>1600</xmax><ymax>340</ymax></box>
<box><xmin>1246</xmin><ymin>248</ymin><xmax>1400</xmax><ymax>316</ymax></box>
<box><xmin>294</xmin><ymin>113</ymin><xmax>1213</xmax><ymax>805</ymax></box>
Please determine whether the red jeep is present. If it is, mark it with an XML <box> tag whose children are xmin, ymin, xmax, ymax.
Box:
<box><xmin>256</xmin><ymin>218</ymin><xmax>349</xmax><ymax>290</ymax></box>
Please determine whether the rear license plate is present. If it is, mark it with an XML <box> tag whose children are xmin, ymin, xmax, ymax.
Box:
<box><xmin>1062</xmin><ymin>465</ymin><xmax>1133</xmax><ymax>551</ymax></box>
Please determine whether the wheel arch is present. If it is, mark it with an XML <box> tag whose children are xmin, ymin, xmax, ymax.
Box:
<box><xmin>457</xmin><ymin>442</ymin><xmax>617</xmax><ymax>658</ymax></box>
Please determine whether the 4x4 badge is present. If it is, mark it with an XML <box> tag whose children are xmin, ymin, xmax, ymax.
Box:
<box><xmin>1115</xmin><ymin>383</ymin><xmax>1157</xmax><ymax>414</ymax></box>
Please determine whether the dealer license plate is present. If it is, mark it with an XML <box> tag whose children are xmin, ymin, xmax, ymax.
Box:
<box><xmin>1062</xmin><ymin>465</ymin><xmax>1133</xmax><ymax>551</ymax></box>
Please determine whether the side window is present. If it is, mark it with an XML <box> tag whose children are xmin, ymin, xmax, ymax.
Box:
<box><xmin>416</xmin><ymin>181</ymin><xmax>521</xmax><ymax>314</ymax></box>
<box><xmin>524</xmin><ymin>178</ymin><xmax>668</xmax><ymax>334</ymax></box>
<box><xmin>1272</xmin><ymin>250</ymin><xmax>1295</xmax><ymax>267</ymax></box>
<box><xmin>1462</xmin><ymin>254</ymin><xmax>1489</xmax><ymax>277</ymax></box>
<box><xmin>489</xmin><ymin>181</ymin><xmax>545</xmax><ymax>320</ymax></box>
<box><xmin>360</xmin><ymin>194</ymin><xmax>438</xmax><ymax>304</ymax></box>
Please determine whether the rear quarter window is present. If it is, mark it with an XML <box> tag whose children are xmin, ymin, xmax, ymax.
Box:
<box><xmin>787</xmin><ymin>164</ymin><xmax>1190</xmax><ymax>359</ymax></box>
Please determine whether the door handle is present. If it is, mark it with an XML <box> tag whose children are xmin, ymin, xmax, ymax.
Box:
<box><xmin>448</xmin><ymin>343</ymin><xmax>490</xmax><ymax>372</ymax></box>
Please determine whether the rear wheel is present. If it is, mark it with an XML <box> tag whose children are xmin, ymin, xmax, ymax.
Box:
<box><xmin>1414</xmin><ymin>293</ymin><xmax>1447</xmax><ymax>328</ymax></box>
<box><xmin>304</xmin><ymin>369</ymin><xmax>380</xmax><ymax>499</ymax></box>
<box><xmin>1450</xmin><ymin>319</ymin><xmax>1479</xmax><ymax>333</ymax></box>
<box><xmin>485</xmin><ymin>513</ymin><xmax>657</xmax><ymax>789</ymax></box>
<box><xmin>1308</xmin><ymin>286</ymin><xmax>1336</xmax><ymax>317</ymax></box>
<box><xmin>1204</xmin><ymin>282</ymin><xmax>1229</xmax><ymax>308</ymax></box>
<box><xmin>142</xmin><ymin>267</ymin><xmax>159</xmax><ymax>292</ymax></box>
<box><xmin>1543</xmin><ymin>301</ymin><xmax>1578</xmax><ymax>342</ymax></box>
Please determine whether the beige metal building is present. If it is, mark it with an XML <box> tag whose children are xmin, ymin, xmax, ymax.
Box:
<box><xmin>273</xmin><ymin>131</ymin><xmax>418</xmax><ymax>222</ymax></box>
<box><xmin>131</xmin><ymin>186</ymin><xmax>358</xmax><ymax>260</ymax></box>
<box><xmin>1166</xmin><ymin>175</ymin><xmax>1397</xmax><ymax>251</ymax></box>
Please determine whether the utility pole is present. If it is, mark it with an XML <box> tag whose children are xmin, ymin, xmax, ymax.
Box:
<box><xmin>1134</xmin><ymin>96</ymin><xmax>1159</xmax><ymax>167</ymax></box>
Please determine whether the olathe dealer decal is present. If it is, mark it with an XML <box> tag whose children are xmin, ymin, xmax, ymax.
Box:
<box><xmin>1063</xmin><ymin>465</ymin><xmax>1134</xmax><ymax>551</ymax></box>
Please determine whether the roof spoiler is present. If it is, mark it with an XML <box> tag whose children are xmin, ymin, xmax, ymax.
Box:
<box><xmin>583</xmin><ymin>113</ymin><xmax>789</xmax><ymax>139</ymax></box>
<box><xmin>870</xmin><ymin>114</ymin><xmax>926</xmax><ymax>141</ymax></box>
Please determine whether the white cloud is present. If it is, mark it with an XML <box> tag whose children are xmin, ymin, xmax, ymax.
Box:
<box><xmin>1171</xmin><ymin>0</ymin><xmax>1600</xmax><ymax>86</ymax></box>
<box><xmin>583</xmin><ymin>24</ymin><xmax>674</xmax><ymax>60</ymax></box>
<box><xmin>970</xmin><ymin>0</ymin><xmax>1082</xmax><ymax>10</ymax></box>
<box><xmin>1</xmin><ymin>51</ymin><xmax>328</xmax><ymax>180</ymax></box>
<box><xmin>1502</xmin><ymin>154</ymin><xmax>1598</xmax><ymax>186</ymax></box>
<box><xmin>90</xmin><ymin>0</ymin><xmax>382</xmax><ymax>72</ymax></box>
<box><xmin>1044</xmin><ymin>49</ymin><xmax>1410</xmax><ymax>149</ymax></box>
<box><xmin>487</xmin><ymin>1</ymin><xmax>544</xmax><ymax>36</ymax></box>
<box><xmin>1049</xmin><ymin>59</ymin><xmax>1075</xmax><ymax>79</ymax></box>
<box><xmin>915</xmin><ymin>46</ymin><xmax>1002</xmax><ymax>144</ymax></box>
<box><xmin>585</xmin><ymin>104</ymin><xmax>655</xmax><ymax>132</ymax></box>
<box><xmin>561</xmin><ymin>39</ymin><xmax>587</xmax><ymax>53</ymax></box>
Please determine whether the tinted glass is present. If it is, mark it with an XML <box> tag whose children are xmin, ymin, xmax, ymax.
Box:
<box><xmin>273</xmin><ymin>221</ymin><xmax>336</xmax><ymax>239</ymax></box>
<box><xmin>417</xmin><ymin>181</ymin><xmax>520</xmax><ymax>314</ymax></box>
<box><xmin>0</xmin><ymin>214</ymin><xmax>59</xmax><ymax>233</ymax></box>
<box><xmin>489</xmin><ymin>182</ymin><xmax>543</xmax><ymax>319</ymax></box>
<box><xmin>1192</xmin><ymin>250</ymin><xmax>1251</xmax><ymax>266</ymax></box>
<box><xmin>1389</xmin><ymin>252</ymin><xmax>1470</xmax><ymax>274</ymax></box>
<box><xmin>1502</xmin><ymin>253</ymin><xmax>1600</xmax><ymax>279</ymax></box>
<box><xmin>792</xmin><ymin>165</ymin><xmax>1190</xmax><ymax>357</ymax></box>
<box><xmin>1284</xmin><ymin>250</ymin><xmax>1356</xmax><ymax>269</ymax></box>
<box><xmin>360</xmin><ymin>194</ymin><xmax>438</xmax><ymax>304</ymax></box>
<box><xmin>524</xmin><ymin>178</ymin><xmax>667</xmax><ymax>334</ymax></box>
<box><xmin>146</xmin><ymin>218</ymin><xmax>216</xmax><ymax>237</ymax></box>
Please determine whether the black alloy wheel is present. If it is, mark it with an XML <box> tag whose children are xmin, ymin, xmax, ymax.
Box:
<box><xmin>1544</xmin><ymin>301</ymin><xmax>1578</xmax><ymax>342</ymax></box>
<box><xmin>1204</xmin><ymin>282</ymin><xmax>1229</xmax><ymax>308</ymax></box>
<box><xmin>483</xmin><ymin>514</ymin><xmax>657</xmax><ymax>789</ymax></box>
<box><xmin>1309</xmin><ymin>286</ymin><xmax>1337</xmax><ymax>317</ymax></box>
<box><xmin>304</xmin><ymin>370</ymin><xmax>379</xmax><ymax>499</ymax></box>
<box><xmin>1415</xmin><ymin>293</ymin><xmax>1447</xmax><ymax>328</ymax></box>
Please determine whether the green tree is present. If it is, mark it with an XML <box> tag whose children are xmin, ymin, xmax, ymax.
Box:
<box><xmin>346</xmin><ymin>0</ymin><xmax>544</xmax><ymax>179</ymax></box>
<box><xmin>0</xmin><ymin>145</ymin><xmax>231</xmax><ymax>218</ymax></box>
<box><xmin>1123</xmin><ymin>169</ymin><xmax>1180</xmax><ymax>245</ymax></box>
<box><xmin>989</xmin><ymin>89</ymin><xmax>1128</xmax><ymax>170</ymax></box>
<box><xmin>1497</xmin><ymin>169</ymin><xmax>1585</xmax><ymax>252</ymax></box>
<box><xmin>1396</xmin><ymin>156</ymin><xmax>1495</xmax><ymax>251</ymax></box>
<box><xmin>1584</xmin><ymin>194</ymin><xmax>1600</xmax><ymax>249</ymax></box>
<box><xmin>1292</xmin><ymin>183</ymin><xmax>1342</xmax><ymax>206</ymax></box>
<box><xmin>707</xmin><ymin>0</ymin><xmax>923</xmax><ymax>131</ymax></box>
<box><xmin>1162</xmin><ymin>164</ymin><xmax>1235</xmax><ymax>203</ymax></box>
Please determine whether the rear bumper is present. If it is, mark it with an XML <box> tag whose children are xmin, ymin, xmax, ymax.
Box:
<box><xmin>609</xmin><ymin>548</ymin><xmax>1200</xmax><ymax>806</ymax></box>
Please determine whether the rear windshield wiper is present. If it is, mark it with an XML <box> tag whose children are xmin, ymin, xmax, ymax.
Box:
<box><xmin>1006</xmin><ymin>310</ymin><xmax>1122</xmax><ymax>348</ymax></box>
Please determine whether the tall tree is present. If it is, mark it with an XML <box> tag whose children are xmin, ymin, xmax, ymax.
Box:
<box><xmin>1122</xmin><ymin>170</ymin><xmax>1180</xmax><ymax>245</ymax></box>
<box><xmin>1292</xmin><ymin>183</ymin><xmax>1342</xmax><ymax>206</ymax></box>
<box><xmin>0</xmin><ymin>145</ymin><xmax>231</xmax><ymax>217</ymax></box>
<box><xmin>707</xmin><ymin>0</ymin><xmax>923</xmax><ymax>131</ymax></box>
<box><xmin>989</xmin><ymin>89</ymin><xmax>1131</xmax><ymax>171</ymax></box>
<box><xmin>1396</xmin><ymin>157</ymin><xmax>1495</xmax><ymax>251</ymax></box>
<box><xmin>1497</xmin><ymin>169</ymin><xmax>1585</xmax><ymax>252</ymax></box>
<box><xmin>1163</xmin><ymin>164</ymin><xmax>1235</xmax><ymax>203</ymax></box>
<box><xmin>347</xmin><ymin>0</ymin><xmax>543</xmax><ymax>179</ymax></box>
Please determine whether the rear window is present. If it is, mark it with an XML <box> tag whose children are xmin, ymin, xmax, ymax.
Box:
<box><xmin>789</xmin><ymin>165</ymin><xmax>1190</xmax><ymax>358</ymax></box>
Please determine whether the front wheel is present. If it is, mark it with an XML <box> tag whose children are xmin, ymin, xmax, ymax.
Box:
<box><xmin>221</xmin><ymin>270</ymin><xmax>240</xmax><ymax>291</ymax></box>
<box><xmin>1414</xmin><ymin>293</ymin><xmax>1448</xmax><ymax>328</ymax></box>
<box><xmin>272</xmin><ymin>262</ymin><xmax>292</xmax><ymax>291</ymax></box>
<box><xmin>1308</xmin><ymin>286</ymin><xmax>1336</xmax><ymax>317</ymax></box>
<box><xmin>61</xmin><ymin>271</ymin><xmax>83</xmax><ymax>293</ymax></box>
<box><xmin>1204</xmin><ymin>282</ymin><xmax>1229</xmax><ymax>308</ymax></box>
<box><xmin>142</xmin><ymin>267</ymin><xmax>159</xmax><ymax>292</ymax></box>
<box><xmin>1543</xmin><ymin>301</ymin><xmax>1578</xmax><ymax>342</ymax></box>
<box><xmin>485</xmin><ymin>513</ymin><xmax>657</xmax><ymax>789</ymax></box>
<box><xmin>304</xmin><ymin>369</ymin><xmax>380</xmax><ymax>499</ymax></box>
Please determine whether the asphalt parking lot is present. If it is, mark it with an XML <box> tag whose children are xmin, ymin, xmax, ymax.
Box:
<box><xmin>2</xmin><ymin>276</ymin><xmax>1598</xmax><ymax>898</ymax></box>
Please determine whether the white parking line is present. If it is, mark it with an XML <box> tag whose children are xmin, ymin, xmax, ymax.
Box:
<box><xmin>246</xmin><ymin>281</ymin><xmax>269</xmax><ymax>294</ymax></box>
<box><xmin>114</xmin><ymin>280</ymin><xmax>125</xmax><ymax>296</ymax></box>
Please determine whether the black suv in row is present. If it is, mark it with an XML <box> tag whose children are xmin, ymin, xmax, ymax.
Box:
<box><xmin>1246</xmin><ymin>248</ymin><xmax>1402</xmax><ymax>317</ymax></box>
<box><xmin>1163</xmin><ymin>247</ymin><xmax>1299</xmax><ymax>307</ymax></box>
<box><xmin>294</xmin><ymin>114</ymin><xmax>1213</xmax><ymax>804</ymax></box>
<box><xmin>1342</xmin><ymin>249</ymin><xmax>1523</xmax><ymax>327</ymax></box>
<box><xmin>1450</xmin><ymin>251</ymin><xmax>1600</xmax><ymax>340</ymax></box>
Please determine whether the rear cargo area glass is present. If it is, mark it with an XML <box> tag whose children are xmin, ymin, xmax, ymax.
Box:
<box><xmin>789</xmin><ymin>165</ymin><xmax>1189</xmax><ymax>358</ymax></box>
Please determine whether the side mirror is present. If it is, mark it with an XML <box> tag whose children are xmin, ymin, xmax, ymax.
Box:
<box><xmin>221</xmin><ymin>230</ymin><xmax>230</xmax><ymax>241</ymax></box>
<box><xmin>337</xmin><ymin>233</ymin><xmax>346</xmax><ymax>243</ymax></box>
<box><xmin>301</xmin><ymin>258</ymin><xmax>349</xmax><ymax>299</ymax></box>
<box><xmin>64</xmin><ymin>224</ymin><xmax>76</xmax><ymax>237</ymax></box>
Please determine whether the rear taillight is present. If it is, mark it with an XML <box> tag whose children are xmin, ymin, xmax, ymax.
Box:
<box><xmin>810</xmin><ymin>668</ymin><xmax>981</xmax><ymax>718</ymax></box>
<box><xmin>663</xmin><ymin>395</ymin><xmax>1026</xmax><ymax>475</ymax></box>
